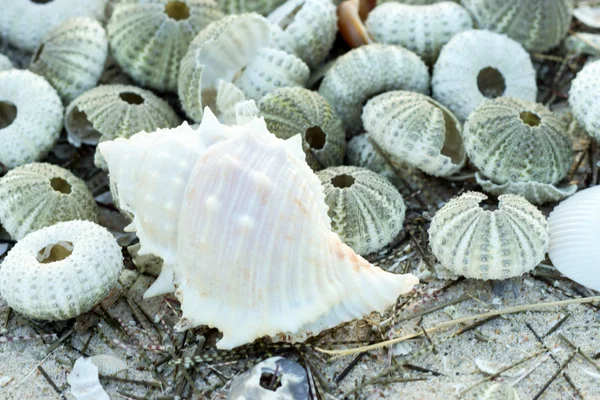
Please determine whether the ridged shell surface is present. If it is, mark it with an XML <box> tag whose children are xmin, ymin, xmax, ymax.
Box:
<box><xmin>463</xmin><ymin>382</ymin><xmax>520</xmax><ymax>400</ymax></box>
<box><xmin>432</xmin><ymin>30</ymin><xmax>537</xmax><ymax>121</ymax></box>
<box><xmin>462</xmin><ymin>0</ymin><xmax>573</xmax><ymax>52</ymax></box>
<box><xmin>366</xmin><ymin>2</ymin><xmax>472</xmax><ymax>64</ymax></box>
<box><xmin>218</xmin><ymin>0</ymin><xmax>286</xmax><ymax>14</ymax></box>
<box><xmin>0</xmin><ymin>70</ymin><xmax>63</xmax><ymax>169</ymax></box>
<box><xmin>317</xmin><ymin>166</ymin><xmax>406</xmax><ymax>255</ymax></box>
<box><xmin>319</xmin><ymin>44</ymin><xmax>430</xmax><ymax>136</ymax></box>
<box><xmin>29</xmin><ymin>17</ymin><xmax>108</xmax><ymax>104</ymax></box>
<box><xmin>68</xmin><ymin>357</ymin><xmax>109</xmax><ymax>400</ymax></box>
<box><xmin>100</xmin><ymin>108</ymin><xmax>418</xmax><ymax>349</ymax></box>
<box><xmin>89</xmin><ymin>355</ymin><xmax>128</xmax><ymax>376</ymax></box>
<box><xmin>363</xmin><ymin>91</ymin><xmax>466</xmax><ymax>177</ymax></box>
<box><xmin>0</xmin><ymin>220</ymin><xmax>123</xmax><ymax>321</ymax></box>
<box><xmin>178</xmin><ymin>13</ymin><xmax>271</xmax><ymax>121</ymax></box>
<box><xmin>0</xmin><ymin>0</ymin><xmax>107</xmax><ymax>52</ymax></box>
<box><xmin>569</xmin><ymin>59</ymin><xmax>600</xmax><ymax>141</ymax></box>
<box><xmin>548</xmin><ymin>186</ymin><xmax>600</xmax><ymax>293</ymax></box>
<box><xmin>258</xmin><ymin>87</ymin><xmax>346</xmax><ymax>170</ymax></box>
<box><xmin>0</xmin><ymin>54</ymin><xmax>13</xmax><ymax>72</ymax></box>
<box><xmin>216</xmin><ymin>80</ymin><xmax>248</xmax><ymax>125</ymax></box>
<box><xmin>428</xmin><ymin>192</ymin><xmax>549</xmax><ymax>280</ymax></box>
<box><xmin>0</xmin><ymin>163</ymin><xmax>98</xmax><ymax>240</ymax></box>
<box><xmin>108</xmin><ymin>0</ymin><xmax>224</xmax><ymax>92</ymax></box>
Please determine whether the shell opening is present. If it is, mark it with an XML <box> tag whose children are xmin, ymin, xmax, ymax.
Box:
<box><xmin>477</xmin><ymin>67</ymin><xmax>506</xmax><ymax>99</ymax></box>
<box><xmin>0</xmin><ymin>101</ymin><xmax>17</xmax><ymax>129</ymax></box>
<box><xmin>305</xmin><ymin>126</ymin><xmax>326</xmax><ymax>150</ymax></box>
<box><xmin>331</xmin><ymin>174</ymin><xmax>355</xmax><ymax>188</ymax></box>
<box><xmin>119</xmin><ymin>92</ymin><xmax>145</xmax><ymax>105</ymax></box>
<box><xmin>37</xmin><ymin>241</ymin><xmax>74</xmax><ymax>264</ymax></box>
<box><xmin>33</xmin><ymin>43</ymin><xmax>45</xmax><ymax>63</ymax></box>
<box><xmin>66</xmin><ymin>107</ymin><xmax>102</xmax><ymax>144</ymax></box>
<box><xmin>164</xmin><ymin>1</ymin><xmax>190</xmax><ymax>21</ymax></box>
<box><xmin>426</xmin><ymin>100</ymin><xmax>465</xmax><ymax>164</ymax></box>
<box><xmin>519</xmin><ymin>111</ymin><xmax>541</xmax><ymax>127</ymax></box>
<box><xmin>260</xmin><ymin>372</ymin><xmax>283</xmax><ymax>391</ymax></box>
<box><xmin>50</xmin><ymin>177</ymin><xmax>72</xmax><ymax>194</ymax></box>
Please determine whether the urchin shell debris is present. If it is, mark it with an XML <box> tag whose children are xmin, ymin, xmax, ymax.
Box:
<box><xmin>0</xmin><ymin>54</ymin><xmax>13</xmax><ymax>72</ymax></box>
<box><xmin>0</xmin><ymin>220</ymin><xmax>123</xmax><ymax>321</ymax></box>
<box><xmin>88</xmin><ymin>354</ymin><xmax>128</xmax><ymax>376</ymax></box>
<box><xmin>100</xmin><ymin>107</ymin><xmax>418</xmax><ymax>349</ymax></box>
<box><xmin>0</xmin><ymin>69</ymin><xmax>63</xmax><ymax>170</ymax></box>
<box><xmin>363</xmin><ymin>90</ymin><xmax>466</xmax><ymax>177</ymax></box>
<box><xmin>319</xmin><ymin>44</ymin><xmax>430</xmax><ymax>136</ymax></box>
<box><xmin>68</xmin><ymin>357</ymin><xmax>110</xmax><ymax>400</ymax></box>
<box><xmin>366</xmin><ymin>1</ymin><xmax>472</xmax><ymax>64</ymax></box>
<box><xmin>573</xmin><ymin>3</ymin><xmax>600</xmax><ymax>28</ymax></box>
<box><xmin>569</xmin><ymin>59</ymin><xmax>600</xmax><ymax>141</ymax></box>
<box><xmin>564</xmin><ymin>33</ymin><xmax>600</xmax><ymax>57</ymax></box>
<box><xmin>432</xmin><ymin>30</ymin><xmax>537</xmax><ymax>121</ymax></box>
<box><xmin>462</xmin><ymin>381</ymin><xmax>520</xmax><ymax>400</ymax></box>
<box><xmin>218</xmin><ymin>0</ymin><xmax>286</xmax><ymax>15</ymax></box>
<box><xmin>108</xmin><ymin>0</ymin><xmax>224</xmax><ymax>92</ymax></box>
<box><xmin>258</xmin><ymin>87</ymin><xmax>346</xmax><ymax>170</ymax></box>
<box><xmin>428</xmin><ymin>191</ymin><xmax>549</xmax><ymax>280</ymax></box>
<box><xmin>0</xmin><ymin>163</ymin><xmax>98</xmax><ymax>240</ymax></box>
<box><xmin>317</xmin><ymin>166</ymin><xmax>406</xmax><ymax>256</ymax></box>
<box><xmin>464</xmin><ymin>97</ymin><xmax>575</xmax><ymax>204</ymax></box>
<box><xmin>461</xmin><ymin>0</ymin><xmax>573</xmax><ymax>52</ymax></box>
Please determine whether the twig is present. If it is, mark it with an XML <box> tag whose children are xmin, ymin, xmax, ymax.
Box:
<box><xmin>559</xmin><ymin>334</ymin><xmax>600</xmax><ymax>373</ymax></box>
<box><xmin>544</xmin><ymin>313</ymin><xmax>571</xmax><ymax>337</ymax></box>
<box><xmin>532</xmin><ymin>349</ymin><xmax>578</xmax><ymax>400</ymax></box>
<box><xmin>37</xmin><ymin>366</ymin><xmax>65</xmax><ymax>400</ymax></box>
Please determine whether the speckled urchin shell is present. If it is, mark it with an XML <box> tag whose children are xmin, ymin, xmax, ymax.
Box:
<box><xmin>365</xmin><ymin>2</ymin><xmax>472</xmax><ymax>64</ymax></box>
<box><xmin>0</xmin><ymin>220</ymin><xmax>123</xmax><ymax>321</ymax></box>
<box><xmin>428</xmin><ymin>192</ymin><xmax>549</xmax><ymax>280</ymax></box>
<box><xmin>0</xmin><ymin>70</ymin><xmax>63</xmax><ymax>169</ymax></box>
<box><xmin>258</xmin><ymin>87</ymin><xmax>346</xmax><ymax>170</ymax></box>
<box><xmin>108</xmin><ymin>0</ymin><xmax>224</xmax><ymax>92</ymax></box>
<box><xmin>233</xmin><ymin>47</ymin><xmax>310</xmax><ymax>100</ymax></box>
<box><xmin>0</xmin><ymin>163</ymin><xmax>98</xmax><ymax>240</ymax></box>
<box><xmin>462</xmin><ymin>0</ymin><xmax>573</xmax><ymax>52</ymax></box>
<box><xmin>363</xmin><ymin>91</ymin><xmax>466</xmax><ymax>177</ymax></box>
<box><xmin>0</xmin><ymin>0</ymin><xmax>107</xmax><ymax>53</ymax></box>
<box><xmin>565</xmin><ymin>33</ymin><xmax>600</xmax><ymax>57</ymax></box>
<box><xmin>319</xmin><ymin>44</ymin><xmax>430</xmax><ymax>136</ymax></box>
<box><xmin>268</xmin><ymin>0</ymin><xmax>337</xmax><ymax>69</ymax></box>
<box><xmin>569</xmin><ymin>59</ymin><xmax>600</xmax><ymax>141</ymax></box>
<box><xmin>462</xmin><ymin>382</ymin><xmax>520</xmax><ymax>400</ymax></box>
<box><xmin>218</xmin><ymin>0</ymin><xmax>286</xmax><ymax>15</ymax></box>
<box><xmin>28</xmin><ymin>17</ymin><xmax>108</xmax><ymax>105</ymax></box>
<box><xmin>0</xmin><ymin>54</ymin><xmax>13</xmax><ymax>71</ymax></box>
<box><xmin>432</xmin><ymin>30</ymin><xmax>537</xmax><ymax>121</ymax></box>
<box><xmin>463</xmin><ymin>97</ymin><xmax>575</xmax><ymax>204</ymax></box>
<box><xmin>316</xmin><ymin>166</ymin><xmax>406</xmax><ymax>255</ymax></box>
<box><xmin>65</xmin><ymin>84</ymin><xmax>182</xmax><ymax>147</ymax></box>
<box><xmin>178</xmin><ymin>13</ymin><xmax>271</xmax><ymax>122</ymax></box>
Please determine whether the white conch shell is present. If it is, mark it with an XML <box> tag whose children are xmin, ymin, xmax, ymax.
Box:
<box><xmin>100</xmin><ymin>108</ymin><xmax>418</xmax><ymax>349</ymax></box>
<box><xmin>67</xmin><ymin>357</ymin><xmax>109</xmax><ymax>400</ymax></box>
<box><xmin>548</xmin><ymin>186</ymin><xmax>600</xmax><ymax>292</ymax></box>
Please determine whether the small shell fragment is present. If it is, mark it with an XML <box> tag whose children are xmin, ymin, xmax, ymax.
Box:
<box><xmin>462</xmin><ymin>381</ymin><xmax>520</xmax><ymax>400</ymax></box>
<box><xmin>68</xmin><ymin>357</ymin><xmax>110</xmax><ymax>400</ymax></box>
<box><xmin>564</xmin><ymin>33</ymin><xmax>600</xmax><ymax>57</ymax></box>
<box><xmin>89</xmin><ymin>354</ymin><xmax>128</xmax><ymax>376</ymax></box>
<box><xmin>573</xmin><ymin>3</ymin><xmax>600</xmax><ymax>28</ymax></box>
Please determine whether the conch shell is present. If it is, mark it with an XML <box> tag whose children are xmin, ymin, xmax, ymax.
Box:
<box><xmin>100</xmin><ymin>108</ymin><xmax>418</xmax><ymax>349</ymax></box>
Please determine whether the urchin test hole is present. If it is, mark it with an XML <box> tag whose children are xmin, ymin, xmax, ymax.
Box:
<box><xmin>119</xmin><ymin>92</ymin><xmax>145</xmax><ymax>105</ymax></box>
<box><xmin>477</xmin><ymin>67</ymin><xmax>506</xmax><ymax>99</ymax></box>
<box><xmin>164</xmin><ymin>1</ymin><xmax>190</xmax><ymax>20</ymax></box>
<box><xmin>519</xmin><ymin>111</ymin><xmax>541</xmax><ymax>127</ymax></box>
<box><xmin>33</xmin><ymin>43</ymin><xmax>45</xmax><ymax>63</ymax></box>
<box><xmin>0</xmin><ymin>101</ymin><xmax>17</xmax><ymax>129</ymax></box>
<box><xmin>30</xmin><ymin>0</ymin><xmax>54</xmax><ymax>3</ymax></box>
<box><xmin>305</xmin><ymin>126</ymin><xmax>326</xmax><ymax>150</ymax></box>
<box><xmin>50</xmin><ymin>177</ymin><xmax>72</xmax><ymax>194</ymax></box>
<box><xmin>331</xmin><ymin>174</ymin><xmax>355</xmax><ymax>188</ymax></box>
<box><xmin>259</xmin><ymin>372</ymin><xmax>283</xmax><ymax>391</ymax></box>
<box><xmin>37</xmin><ymin>242</ymin><xmax>74</xmax><ymax>264</ymax></box>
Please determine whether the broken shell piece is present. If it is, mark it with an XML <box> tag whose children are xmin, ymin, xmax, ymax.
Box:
<box><xmin>317</xmin><ymin>166</ymin><xmax>406</xmax><ymax>256</ymax></box>
<box><xmin>366</xmin><ymin>1</ymin><xmax>472</xmax><ymax>64</ymax></box>
<box><xmin>0</xmin><ymin>221</ymin><xmax>123</xmax><ymax>321</ymax></box>
<box><xmin>100</xmin><ymin>107</ymin><xmax>418</xmax><ymax>349</ymax></box>
<box><xmin>319</xmin><ymin>44</ymin><xmax>430</xmax><ymax>136</ymax></box>
<box><xmin>573</xmin><ymin>3</ymin><xmax>600</xmax><ymax>28</ymax></box>
<box><xmin>29</xmin><ymin>17</ymin><xmax>108</xmax><ymax>104</ymax></box>
<box><xmin>0</xmin><ymin>70</ymin><xmax>63</xmax><ymax>169</ymax></box>
<box><xmin>228</xmin><ymin>357</ymin><xmax>308</xmax><ymax>400</ymax></box>
<box><xmin>0</xmin><ymin>54</ymin><xmax>12</xmax><ymax>72</ymax></box>
<box><xmin>216</xmin><ymin>80</ymin><xmax>248</xmax><ymax>125</ymax></box>
<box><xmin>569</xmin><ymin>59</ymin><xmax>600</xmax><ymax>141</ymax></box>
<box><xmin>432</xmin><ymin>30</ymin><xmax>537</xmax><ymax>121</ymax></box>
<box><xmin>548</xmin><ymin>186</ymin><xmax>600</xmax><ymax>293</ymax></box>
<box><xmin>428</xmin><ymin>192</ymin><xmax>549</xmax><ymax>280</ymax></box>
<box><xmin>565</xmin><ymin>33</ymin><xmax>600</xmax><ymax>57</ymax></box>
<box><xmin>0</xmin><ymin>163</ymin><xmax>98</xmax><ymax>240</ymax></box>
<box><xmin>363</xmin><ymin>91</ymin><xmax>466</xmax><ymax>177</ymax></box>
<box><xmin>108</xmin><ymin>0</ymin><xmax>223</xmax><ymax>92</ymax></box>
<box><xmin>258</xmin><ymin>87</ymin><xmax>346</xmax><ymax>170</ymax></box>
<box><xmin>68</xmin><ymin>357</ymin><xmax>110</xmax><ymax>400</ymax></box>
<box><xmin>462</xmin><ymin>382</ymin><xmax>520</xmax><ymax>400</ymax></box>
<box><xmin>89</xmin><ymin>354</ymin><xmax>128</xmax><ymax>376</ymax></box>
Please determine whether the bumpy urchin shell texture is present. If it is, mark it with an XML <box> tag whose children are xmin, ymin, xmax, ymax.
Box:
<box><xmin>0</xmin><ymin>163</ymin><xmax>98</xmax><ymax>240</ymax></box>
<box><xmin>108</xmin><ymin>0</ymin><xmax>224</xmax><ymax>92</ymax></box>
<box><xmin>178</xmin><ymin>13</ymin><xmax>271</xmax><ymax>122</ymax></box>
<box><xmin>0</xmin><ymin>54</ymin><xmax>13</xmax><ymax>71</ymax></box>
<box><xmin>317</xmin><ymin>166</ymin><xmax>406</xmax><ymax>256</ymax></box>
<box><xmin>0</xmin><ymin>0</ymin><xmax>107</xmax><ymax>52</ymax></box>
<box><xmin>319</xmin><ymin>44</ymin><xmax>430</xmax><ymax>136</ymax></box>
<box><xmin>366</xmin><ymin>2</ymin><xmax>472</xmax><ymax>64</ymax></box>
<box><xmin>65</xmin><ymin>84</ymin><xmax>182</xmax><ymax>147</ymax></box>
<box><xmin>218</xmin><ymin>0</ymin><xmax>286</xmax><ymax>14</ymax></box>
<box><xmin>29</xmin><ymin>17</ymin><xmax>108</xmax><ymax>104</ymax></box>
<box><xmin>0</xmin><ymin>70</ymin><xmax>63</xmax><ymax>169</ymax></box>
<box><xmin>258</xmin><ymin>87</ymin><xmax>346</xmax><ymax>170</ymax></box>
<box><xmin>363</xmin><ymin>91</ymin><xmax>466</xmax><ymax>177</ymax></box>
<box><xmin>432</xmin><ymin>30</ymin><xmax>537</xmax><ymax>121</ymax></box>
<box><xmin>428</xmin><ymin>191</ymin><xmax>549</xmax><ymax>280</ymax></box>
<box><xmin>462</xmin><ymin>381</ymin><xmax>520</xmax><ymax>400</ymax></box>
<box><xmin>462</xmin><ymin>0</ymin><xmax>573</xmax><ymax>53</ymax></box>
<box><xmin>0</xmin><ymin>220</ymin><xmax>122</xmax><ymax>321</ymax></box>
<box><xmin>570</xmin><ymin>59</ymin><xmax>600</xmax><ymax>141</ymax></box>
<box><xmin>268</xmin><ymin>0</ymin><xmax>337</xmax><ymax>69</ymax></box>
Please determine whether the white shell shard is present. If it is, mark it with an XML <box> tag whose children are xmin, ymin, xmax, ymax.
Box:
<box><xmin>89</xmin><ymin>354</ymin><xmax>128</xmax><ymax>376</ymax></box>
<box><xmin>235</xmin><ymin>100</ymin><xmax>260</xmax><ymax>124</ymax></box>
<box><xmin>101</xmin><ymin>107</ymin><xmax>418</xmax><ymax>349</ymax></box>
<box><xmin>216</xmin><ymin>80</ymin><xmax>248</xmax><ymax>125</ymax></box>
<box><xmin>569</xmin><ymin>59</ymin><xmax>600</xmax><ymax>141</ymax></box>
<box><xmin>68</xmin><ymin>357</ymin><xmax>109</xmax><ymax>400</ymax></box>
<box><xmin>548</xmin><ymin>186</ymin><xmax>600</xmax><ymax>293</ymax></box>
<box><xmin>573</xmin><ymin>4</ymin><xmax>600</xmax><ymax>28</ymax></box>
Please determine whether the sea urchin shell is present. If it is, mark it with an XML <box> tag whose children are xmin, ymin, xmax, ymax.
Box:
<box><xmin>569</xmin><ymin>59</ymin><xmax>600</xmax><ymax>141</ymax></box>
